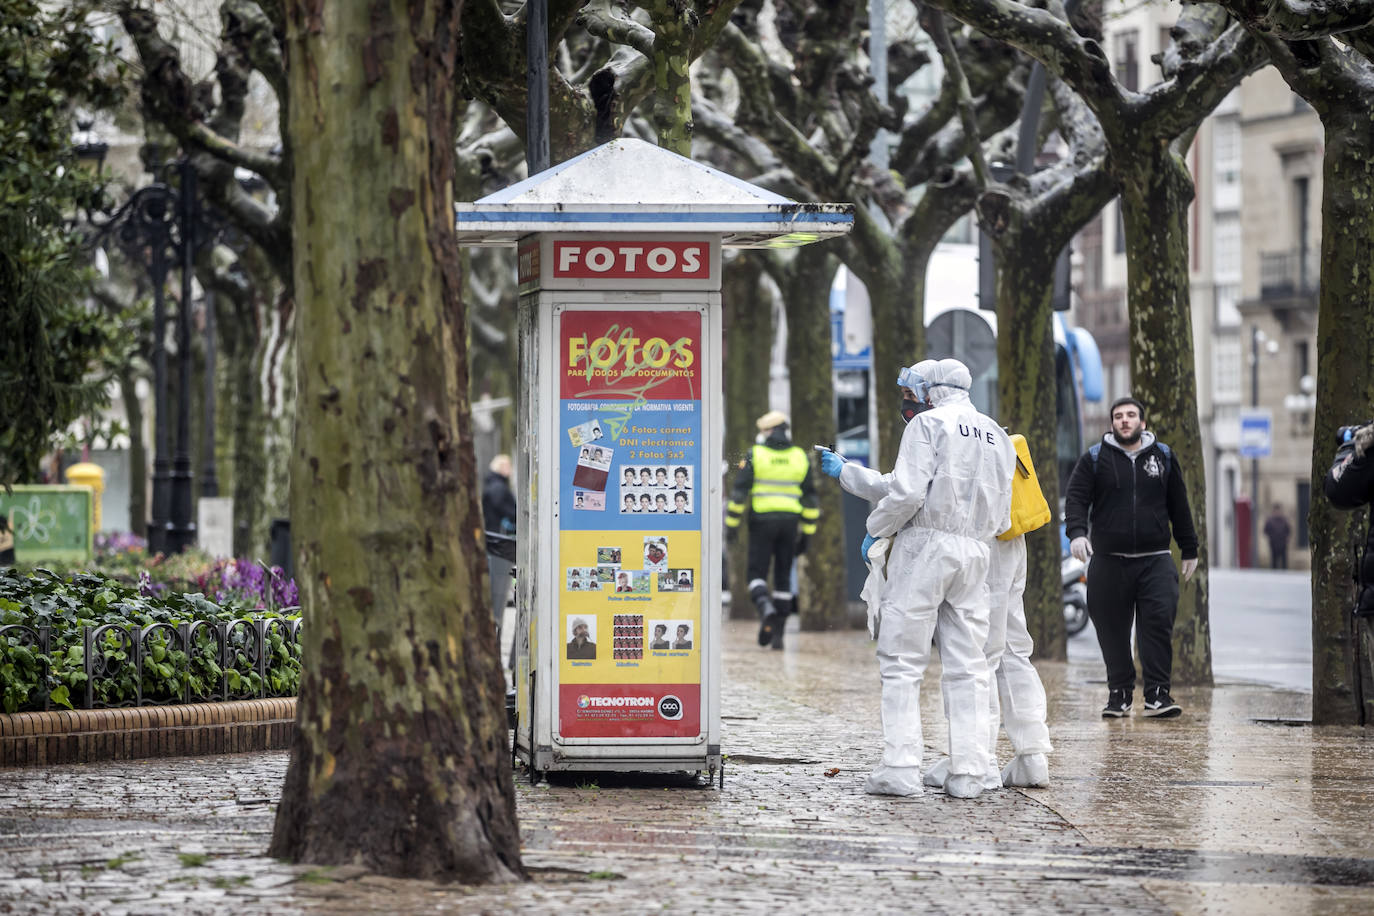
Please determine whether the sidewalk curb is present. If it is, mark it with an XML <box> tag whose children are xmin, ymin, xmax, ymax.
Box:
<box><xmin>0</xmin><ymin>698</ymin><xmax>296</xmax><ymax>768</ymax></box>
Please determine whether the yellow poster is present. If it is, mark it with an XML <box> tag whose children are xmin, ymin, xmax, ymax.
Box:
<box><xmin>558</xmin><ymin>530</ymin><xmax>701</xmax><ymax>686</ymax></box>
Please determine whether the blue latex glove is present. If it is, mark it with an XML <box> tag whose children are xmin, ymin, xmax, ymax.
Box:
<box><xmin>861</xmin><ymin>532</ymin><xmax>876</xmax><ymax>566</ymax></box>
<box><xmin>819</xmin><ymin>448</ymin><xmax>845</xmax><ymax>478</ymax></box>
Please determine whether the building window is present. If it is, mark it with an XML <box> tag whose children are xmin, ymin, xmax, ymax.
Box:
<box><xmin>1297</xmin><ymin>481</ymin><xmax>1310</xmax><ymax>548</ymax></box>
<box><xmin>1295</xmin><ymin>339</ymin><xmax>1310</xmax><ymax>386</ymax></box>
<box><xmin>1212</xmin><ymin>117</ymin><xmax>1240</xmax><ymax>184</ymax></box>
<box><xmin>1215</xmin><ymin>283</ymin><xmax>1242</xmax><ymax>328</ymax></box>
<box><xmin>1114</xmin><ymin>30</ymin><xmax>1139</xmax><ymax>92</ymax></box>
<box><xmin>1213</xmin><ymin>336</ymin><xmax>1241</xmax><ymax>402</ymax></box>
<box><xmin>1214</xmin><ymin>214</ymin><xmax>1240</xmax><ymax>281</ymax></box>
<box><xmin>1079</xmin><ymin>214</ymin><xmax>1103</xmax><ymax>293</ymax></box>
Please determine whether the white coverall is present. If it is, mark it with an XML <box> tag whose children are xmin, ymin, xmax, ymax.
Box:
<box><xmin>849</xmin><ymin>359</ymin><xmax>1014</xmax><ymax>796</ymax></box>
<box><xmin>924</xmin><ymin>534</ymin><xmax>1054</xmax><ymax>789</ymax></box>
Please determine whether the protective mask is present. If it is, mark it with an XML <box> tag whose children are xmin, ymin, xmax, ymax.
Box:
<box><xmin>900</xmin><ymin>399</ymin><xmax>927</xmax><ymax>424</ymax></box>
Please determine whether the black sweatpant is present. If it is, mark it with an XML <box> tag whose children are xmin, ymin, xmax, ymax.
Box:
<box><xmin>746</xmin><ymin>513</ymin><xmax>799</xmax><ymax>601</ymax></box>
<box><xmin>1086</xmin><ymin>553</ymin><xmax>1179</xmax><ymax>694</ymax></box>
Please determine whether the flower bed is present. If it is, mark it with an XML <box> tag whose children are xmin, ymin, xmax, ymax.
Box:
<box><xmin>0</xmin><ymin>566</ymin><xmax>301</xmax><ymax>714</ymax></box>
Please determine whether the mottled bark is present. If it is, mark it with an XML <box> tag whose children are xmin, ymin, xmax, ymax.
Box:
<box><xmin>994</xmin><ymin>238</ymin><xmax>1063</xmax><ymax>660</ymax></box>
<box><xmin>646</xmin><ymin>0</ymin><xmax>696</xmax><ymax>155</ymax></box>
<box><xmin>198</xmin><ymin>242</ymin><xmax>292</xmax><ymax>559</ymax></box>
<box><xmin>722</xmin><ymin>252</ymin><xmax>771</xmax><ymax>619</ymax></box>
<box><xmin>270</xmin><ymin>0</ymin><xmax>522</xmax><ymax>880</ymax></box>
<box><xmin>775</xmin><ymin>247</ymin><xmax>846</xmax><ymax>631</ymax></box>
<box><xmin>1215</xmin><ymin>6</ymin><xmax>1374</xmax><ymax>726</ymax></box>
<box><xmin>1118</xmin><ymin>151</ymin><xmax>1212</xmax><ymax>686</ymax></box>
<box><xmin>1306</xmin><ymin>112</ymin><xmax>1374</xmax><ymax>724</ymax></box>
<box><xmin>986</xmin><ymin>165</ymin><xmax>1113</xmax><ymax>660</ymax></box>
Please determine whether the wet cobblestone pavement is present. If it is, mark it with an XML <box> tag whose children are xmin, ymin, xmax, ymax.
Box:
<box><xmin>3</xmin><ymin>619</ymin><xmax>1374</xmax><ymax>914</ymax></box>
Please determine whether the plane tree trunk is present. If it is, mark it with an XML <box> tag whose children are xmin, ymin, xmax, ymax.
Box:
<box><xmin>1213</xmin><ymin>22</ymin><xmax>1374</xmax><ymax>722</ymax></box>
<box><xmin>723</xmin><ymin>252</ymin><xmax>772</xmax><ymax>619</ymax></box>
<box><xmin>268</xmin><ymin>0</ymin><xmax>523</xmax><ymax>880</ymax></box>
<box><xmin>770</xmin><ymin>248</ymin><xmax>847</xmax><ymax>631</ymax></box>
<box><xmin>1117</xmin><ymin>148</ymin><xmax>1212</xmax><ymax>684</ymax></box>
<box><xmin>925</xmin><ymin>0</ymin><xmax>1266</xmax><ymax>681</ymax></box>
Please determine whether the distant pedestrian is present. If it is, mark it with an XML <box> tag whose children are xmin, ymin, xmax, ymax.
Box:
<box><xmin>1263</xmin><ymin>504</ymin><xmax>1292</xmax><ymax>570</ymax></box>
<box><xmin>1065</xmin><ymin>396</ymin><xmax>1197</xmax><ymax>720</ymax></box>
<box><xmin>726</xmin><ymin>410</ymin><xmax>819</xmax><ymax>651</ymax></box>
<box><xmin>482</xmin><ymin>454</ymin><xmax>518</xmax><ymax>629</ymax></box>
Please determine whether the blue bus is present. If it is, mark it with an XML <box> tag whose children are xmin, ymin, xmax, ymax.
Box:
<box><xmin>830</xmin><ymin>242</ymin><xmax>1104</xmax><ymax>493</ymax></box>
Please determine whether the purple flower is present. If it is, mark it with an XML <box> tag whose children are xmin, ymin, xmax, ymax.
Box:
<box><xmin>269</xmin><ymin>568</ymin><xmax>299</xmax><ymax>609</ymax></box>
<box><xmin>136</xmin><ymin>570</ymin><xmax>165</xmax><ymax>597</ymax></box>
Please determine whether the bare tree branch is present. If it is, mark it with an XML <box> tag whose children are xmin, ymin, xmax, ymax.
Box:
<box><xmin>930</xmin><ymin>0</ymin><xmax>1122</xmax><ymax>117</ymax></box>
<box><xmin>1221</xmin><ymin>0</ymin><xmax>1374</xmax><ymax>37</ymax></box>
<box><xmin>579</xmin><ymin>0</ymin><xmax>656</xmax><ymax>57</ymax></box>
<box><xmin>227</xmin><ymin>0</ymin><xmax>286</xmax><ymax>104</ymax></box>
<box><xmin>116</xmin><ymin>1</ymin><xmax>286</xmax><ymax>185</ymax></box>
<box><xmin>1136</xmin><ymin>14</ymin><xmax>1268</xmax><ymax>137</ymax></box>
<box><xmin>925</xmin><ymin>8</ymin><xmax>992</xmax><ymax>188</ymax></box>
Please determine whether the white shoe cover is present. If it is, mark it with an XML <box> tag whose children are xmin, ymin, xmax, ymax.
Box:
<box><xmin>944</xmin><ymin>773</ymin><xmax>984</xmax><ymax>799</ymax></box>
<box><xmin>924</xmin><ymin>756</ymin><xmax>1001</xmax><ymax>790</ymax></box>
<box><xmin>1001</xmin><ymin>753</ymin><xmax>1050</xmax><ymax>788</ymax></box>
<box><xmin>923</xmin><ymin>757</ymin><xmax>949</xmax><ymax>788</ymax></box>
<box><xmin>864</xmin><ymin>765</ymin><xmax>923</xmax><ymax>796</ymax></box>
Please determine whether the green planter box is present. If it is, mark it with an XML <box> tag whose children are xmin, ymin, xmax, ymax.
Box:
<box><xmin>0</xmin><ymin>485</ymin><xmax>93</xmax><ymax>564</ymax></box>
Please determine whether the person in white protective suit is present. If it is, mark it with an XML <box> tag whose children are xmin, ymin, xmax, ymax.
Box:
<box><xmin>833</xmin><ymin>458</ymin><xmax>1053</xmax><ymax>791</ymax></box>
<box><xmin>821</xmin><ymin>358</ymin><xmax>1014</xmax><ymax>798</ymax></box>
<box><xmin>921</xmin><ymin>532</ymin><xmax>1053</xmax><ymax>790</ymax></box>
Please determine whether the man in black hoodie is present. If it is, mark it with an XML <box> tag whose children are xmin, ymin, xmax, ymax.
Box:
<box><xmin>1065</xmin><ymin>397</ymin><xmax>1198</xmax><ymax>720</ymax></box>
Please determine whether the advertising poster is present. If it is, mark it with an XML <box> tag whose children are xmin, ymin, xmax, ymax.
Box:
<box><xmin>557</xmin><ymin>308</ymin><xmax>703</xmax><ymax>739</ymax></box>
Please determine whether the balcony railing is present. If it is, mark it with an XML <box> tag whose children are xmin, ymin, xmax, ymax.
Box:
<box><xmin>1259</xmin><ymin>248</ymin><xmax>1319</xmax><ymax>301</ymax></box>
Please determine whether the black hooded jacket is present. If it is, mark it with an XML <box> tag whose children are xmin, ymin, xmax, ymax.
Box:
<box><xmin>482</xmin><ymin>470</ymin><xmax>517</xmax><ymax>534</ymax></box>
<box><xmin>1324</xmin><ymin>426</ymin><xmax>1374</xmax><ymax>616</ymax></box>
<box><xmin>1064</xmin><ymin>432</ymin><xmax>1198</xmax><ymax>560</ymax></box>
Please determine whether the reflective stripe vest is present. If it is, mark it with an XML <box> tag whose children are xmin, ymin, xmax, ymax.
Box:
<box><xmin>747</xmin><ymin>443</ymin><xmax>809</xmax><ymax>515</ymax></box>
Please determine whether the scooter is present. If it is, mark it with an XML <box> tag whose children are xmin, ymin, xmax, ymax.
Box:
<box><xmin>1062</xmin><ymin>552</ymin><xmax>1089</xmax><ymax>636</ymax></box>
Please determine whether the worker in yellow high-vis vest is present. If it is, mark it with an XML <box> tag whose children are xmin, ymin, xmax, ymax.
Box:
<box><xmin>726</xmin><ymin>410</ymin><xmax>819</xmax><ymax>650</ymax></box>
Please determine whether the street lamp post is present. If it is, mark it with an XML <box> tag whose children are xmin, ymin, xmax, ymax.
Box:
<box><xmin>86</xmin><ymin>151</ymin><xmax>214</xmax><ymax>554</ymax></box>
<box><xmin>166</xmin><ymin>162</ymin><xmax>199</xmax><ymax>554</ymax></box>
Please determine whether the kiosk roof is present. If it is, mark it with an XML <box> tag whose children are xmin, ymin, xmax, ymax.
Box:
<box><xmin>455</xmin><ymin>138</ymin><xmax>852</xmax><ymax>248</ymax></box>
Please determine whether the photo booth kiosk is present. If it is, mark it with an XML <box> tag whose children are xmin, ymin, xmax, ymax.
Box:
<box><xmin>456</xmin><ymin>138</ymin><xmax>852</xmax><ymax>783</ymax></box>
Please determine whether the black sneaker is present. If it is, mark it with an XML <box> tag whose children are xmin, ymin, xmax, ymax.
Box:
<box><xmin>1142</xmin><ymin>687</ymin><xmax>1182</xmax><ymax>718</ymax></box>
<box><xmin>1102</xmin><ymin>689</ymin><xmax>1132</xmax><ymax>718</ymax></box>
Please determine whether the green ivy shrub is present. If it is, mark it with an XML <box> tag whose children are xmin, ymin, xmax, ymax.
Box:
<box><xmin>0</xmin><ymin>567</ymin><xmax>300</xmax><ymax>714</ymax></box>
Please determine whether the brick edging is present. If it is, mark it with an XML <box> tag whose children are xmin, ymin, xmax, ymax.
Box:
<box><xmin>0</xmin><ymin>698</ymin><xmax>297</xmax><ymax>768</ymax></box>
